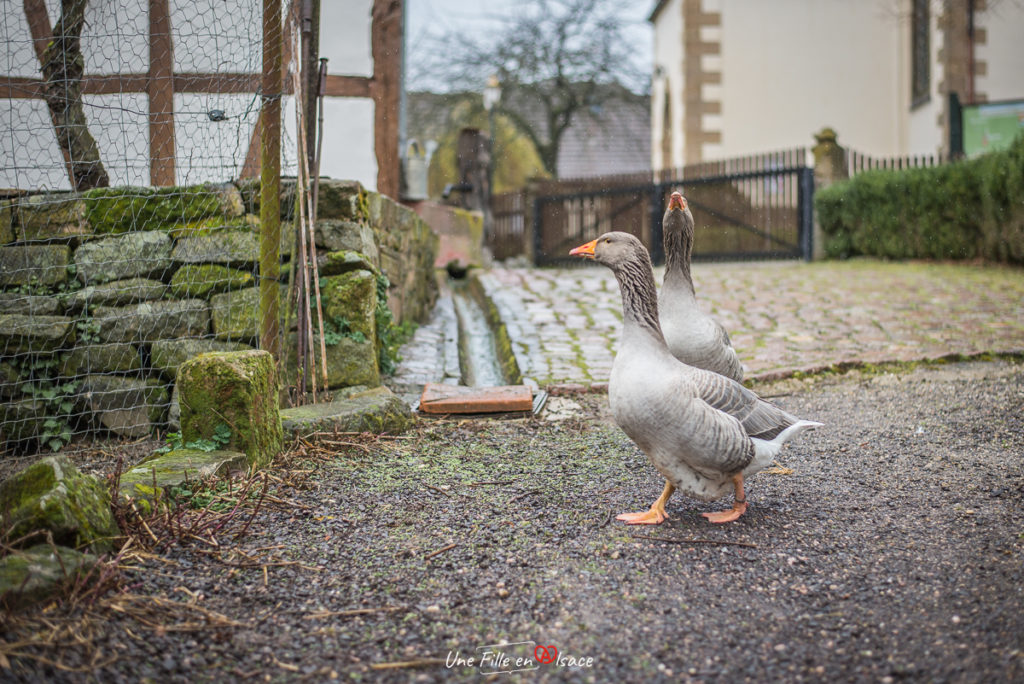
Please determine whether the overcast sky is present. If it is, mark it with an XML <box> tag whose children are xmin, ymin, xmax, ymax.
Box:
<box><xmin>405</xmin><ymin>0</ymin><xmax>655</xmax><ymax>90</ymax></box>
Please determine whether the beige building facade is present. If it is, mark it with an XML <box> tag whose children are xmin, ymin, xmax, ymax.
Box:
<box><xmin>649</xmin><ymin>0</ymin><xmax>1024</xmax><ymax>169</ymax></box>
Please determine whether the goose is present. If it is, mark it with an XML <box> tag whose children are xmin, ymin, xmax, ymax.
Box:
<box><xmin>570</xmin><ymin>232</ymin><xmax>821</xmax><ymax>524</ymax></box>
<box><xmin>659</xmin><ymin>192</ymin><xmax>744</xmax><ymax>382</ymax></box>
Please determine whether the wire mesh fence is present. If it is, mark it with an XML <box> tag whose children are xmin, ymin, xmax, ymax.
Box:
<box><xmin>0</xmin><ymin>0</ymin><xmax>310</xmax><ymax>455</ymax></box>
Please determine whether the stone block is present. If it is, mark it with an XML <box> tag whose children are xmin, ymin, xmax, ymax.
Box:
<box><xmin>65</xmin><ymin>277</ymin><xmax>166</xmax><ymax>311</ymax></box>
<box><xmin>149</xmin><ymin>338</ymin><xmax>252</xmax><ymax>379</ymax></box>
<box><xmin>78</xmin><ymin>375</ymin><xmax>168</xmax><ymax>437</ymax></box>
<box><xmin>314</xmin><ymin>219</ymin><xmax>379</xmax><ymax>262</ymax></box>
<box><xmin>15</xmin><ymin>194</ymin><xmax>90</xmax><ymax>241</ymax></box>
<box><xmin>177</xmin><ymin>350</ymin><xmax>282</xmax><ymax>468</ymax></box>
<box><xmin>318</xmin><ymin>270</ymin><xmax>377</xmax><ymax>341</ymax></box>
<box><xmin>0</xmin><ymin>314</ymin><xmax>74</xmax><ymax>352</ymax></box>
<box><xmin>280</xmin><ymin>386</ymin><xmax>411</xmax><ymax>435</ymax></box>
<box><xmin>81</xmin><ymin>184</ymin><xmax>237</xmax><ymax>234</ymax></box>
<box><xmin>168</xmin><ymin>264</ymin><xmax>255</xmax><ymax>299</ymax></box>
<box><xmin>59</xmin><ymin>343</ymin><xmax>141</xmax><ymax>377</ymax></box>
<box><xmin>171</xmin><ymin>227</ymin><xmax>292</xmax><ymax>266</ymax></box>
<box><xmin>0</xmin><ymin>245</ymin><xmax>71</xmax><ymax>287</ymax></box>
<box><xmin>284</xmin><ymin>331</ymin><xmax>380</xmax><ymax>390</ymax></box>
<box><xmin>0</xmin><ymin>545</ymin><xmax>98</xmax><ymax>609</ymax></box>
<box><xmin>0</xmin><ymin>397</ymin><xmax>49</xmax><ymax>447</ymax></box>
<box><xmin>316</xmin><ymin>180</ymin><xmax>363</xmax><ymax>220</ymax></box>
<box><xmin>119</xmin><ymin>448</ymin><xmax>248</xmax><ymax>504</ymax></box>
<box><xmin>92</xmin><ymin>299</ymin><xmax>210</xmax><ymax>344</ymax></box>
<box><xmin>209</xmin><ymin>285</ymin><xmax>285</xmax><ymax>342</ymax></box>
<box><xmin>0</xmin><ymin>454</ymin><xmax>120</xmax><ymax>553</ymax></box>
<box><xmin>171</xmin><ymin>229</ymin><xmax>259</xmax><ymax>266</ymax></box>
<box><xmin>0</xmin><ymin>361</ymin><xmax>19</xmax><ymax>398</ymax></box>
<box><xmin>0</xmin><ymin>200</ymin><xmax>13</xmax><ymax>244</ymax></box>
<box><xmin>0</xmin><ymin>292</ymin><xmax>61</xmax><ymax>315</ymax></box>
<box><xmin>74</xmin><ymin>231</ymin><xmax>173</xmax><ymax>285</ymax></box>
<box><xmin>317</xmin><ymin>250</ymin><xmax>378</xmax><ymax>277</ymax></box>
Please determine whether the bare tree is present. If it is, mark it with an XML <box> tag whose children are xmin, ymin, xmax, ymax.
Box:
<box><xmin>412</xmin><ymin>0</ymin><xmax>648</xmax><ymax>177</ymax></box>
<box><xmin>37</xmin><ymin>0</ymin><xmax>110</xmax><ymax>190</ymax></box>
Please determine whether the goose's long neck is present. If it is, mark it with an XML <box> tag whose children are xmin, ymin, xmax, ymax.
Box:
<box><xmin>663</xmin><ymin>218</ymin><xmax>695</xmax><ymax>296</ymax></box>
<box><xmin>614</xmin><ymin>254</ymin><xmax>665</xmax><ymax>344</ymax></box>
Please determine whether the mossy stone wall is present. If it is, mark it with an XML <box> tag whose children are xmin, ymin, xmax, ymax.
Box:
<box><xmin>1</xmin><ymin>180</ymin><xmax>438</xmax><ymax>453</ymax></box>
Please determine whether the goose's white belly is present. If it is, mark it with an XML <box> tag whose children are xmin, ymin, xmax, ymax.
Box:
<box><xmin>609</xmin><ymin>351</ymin><xmax>739</xmax><ymax>501</ymax></box>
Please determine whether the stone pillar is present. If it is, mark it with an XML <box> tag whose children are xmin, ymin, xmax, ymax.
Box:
<box><xmin>811</xmin><ymin>127</ymin><xmax>848</xmax><ymax>261</ymax></box>
<box><xmin>177</xmin><ymin>349</ymin><xmax>283</xmax><ymax>469</ymax></box>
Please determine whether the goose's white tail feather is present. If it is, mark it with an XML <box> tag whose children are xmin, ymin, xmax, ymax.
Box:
<box><xmin>747</xmin><ymin>420</ymin><xmax>824</xmax><ymax>474</ymax></box>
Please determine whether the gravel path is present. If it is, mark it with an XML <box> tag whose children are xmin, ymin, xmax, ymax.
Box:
<box><xmin>6</xmin><ymin>359</ymin><xmax>1022</xmax><ymax>682</ymax></box>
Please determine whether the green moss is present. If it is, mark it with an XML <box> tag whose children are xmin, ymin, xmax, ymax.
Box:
<box><xmin>169</xmin><ymin>264</ymin><xmax>255</xmax><ymax>299</ymax></box>
<box><xmin>166</xmin><ymin>214</ymin><xmax>256</xmax><ymax>239</ymax></box>
<box><xmin>0</xmin><ymin>455</ymin><xmax>120</xmax><ymax>553</ymax></box>
<box><xmin>83</xmin><ymin>184</ymin><xmax>226</xmax><ymax>234</ymax></box>
<box><xmin>0</xmin><ymin>544</ymin><xmax>98</xmax><ymax>609</ymax></box>
<box><xmin>177</xmin><ymin>350</ymin><xmax>283</xmax><ymax>469</ymax></box>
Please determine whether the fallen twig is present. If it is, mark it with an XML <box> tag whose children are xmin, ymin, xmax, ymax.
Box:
<box><xmin>302</xmin><ymin>607</ymin><xmax>404</xmax><ymax>619</ymax></box>
<box><xmin>424</xmin><ymin>484</ymin><xmax>452</xmax><ymax>498</ymax></box>
<box><xmin>599</xmin><ymin>509</ymin><xmax>613</xmax><ymax>528</ymax></box>
<box><xmin>507</xmin><ymin>489</ymin><xmax>540</xmax><ymax>505</ymax></box>
<box><xmin>629</xmin><ymin>534</ymin><xmax>757</xmax><ymax>549</ymax></box>
<box><xmin>423</xmin><ymin>543</ymin><xmax>457</xmax><ymax>561</ymax></box>
<box><xmin>467</xmin><ymin>480</ymin><xmax>514</xmax><ymax>487</ymax></box>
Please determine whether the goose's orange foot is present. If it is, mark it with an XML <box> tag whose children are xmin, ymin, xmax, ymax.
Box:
<box><xmin>701</xmin><ymin>500</ymin><xmax>747</xmax><ymax>524</ymax></box>
<box><xmin>616</xmin><ymin>508</ymin><xmax>668</xmax><ymax>525</ymax></box>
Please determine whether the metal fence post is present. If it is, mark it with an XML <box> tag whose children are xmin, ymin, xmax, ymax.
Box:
<box><xmin>798</xmin><ymin>167</ymin><xmax>814</xmax><ymax>262</ymax></box>
<box><xmin>648</xmin><ymin>186</ymin><xmax>665</xmax><ymax>266</ymax></box>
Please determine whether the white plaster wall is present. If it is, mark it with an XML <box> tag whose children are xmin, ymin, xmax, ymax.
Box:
<box><xmin>716</xmin><ymin>0</ymin><xmax>902</xmax><ymax>158</ymax></box>
<box><xmin>170</xmin><ymin>0</ymin><xmax>262</xmax><ymax>74</ymax></box>
<box><xmin>318</xmin><ymin>97</ymin><xmax>377</xmax><ymax>190</ymax></box>
<box><xmin>84</xmin><ymin>92</ymin><xmax>150</xmax><ymax>186</ymax></box>
<box><xmin>1</xmin><ymin>2</ymin><xmax>44</xmax><ymax>78</ymax></box>
<box><xmin>651</xmin><ymin>0</ymin><xmax>682</xmax><ymax>169</ymax></box>
<box><xmin>320</xmin><ymin>0</ymin><xmax>373</xmax><ymax>77</ymax></box>
<box><xmin>174</xmin><ymin>92</ymin><xmax>263</xmax><ymax>185</ymax></box>
<box><xmin>0</xmin><ymin>99</ymin><xmax>68</xmax><ymax>189</ymax></box>
<box><xmin>976</xmin><ymin>2</ymin><xmax>1024</xmax><ymax>102</ymax></box>
<box><xmin>83</xmin><ymin>0</ymin><xmax>149</xmax><ymax>75</ymax></box>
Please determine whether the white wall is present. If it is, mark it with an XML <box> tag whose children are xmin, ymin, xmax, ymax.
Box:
<box><xmin>716</xmin><ymin>0</ymin><xmax>903</xmax><ymax>158</ymax></box>
<box><xmin>650</xmin><ymin>0</ymin><xmax>682</xmax><ymax>169</ymax></box>
<box><xmin>976</xmin><ymin>1</ymin><xmax>1024</xmax><ymax>102</ymax></box>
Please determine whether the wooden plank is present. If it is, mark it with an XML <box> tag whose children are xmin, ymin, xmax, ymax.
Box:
<box><xmin>323</xmin><ymin>74</ymin><xmax>372</xmax><ymax>98</ymax></box>
<box><xmin>148</xmin><ymin>0</ymin><xmax>176</xmax><ymax>186</ymax></box>
<box><xmin>419</xmin><ymin>384</ymin><xmax>534</xmax><ymax>414</ymax></box>
<box><xmin>23</xmin><ymin>0</ymin><xmax>53</xmax><ymax>65</ymax></box>
<box><xmin>371</xmin><ymin>0</ymin><xmax>402</xmax><ymax>198</ymax></box>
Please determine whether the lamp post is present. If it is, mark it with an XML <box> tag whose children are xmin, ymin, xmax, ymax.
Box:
<box><xmin>482</xmin><ymin>75</ymin><xmax>501</xmax><ymax>243</ymax></box>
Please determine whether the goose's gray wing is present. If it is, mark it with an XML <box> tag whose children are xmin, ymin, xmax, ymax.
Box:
<box><xmin>689</xmin><ymin>367</ymin><xmax>798</xmax><ymax>440</ymax></box>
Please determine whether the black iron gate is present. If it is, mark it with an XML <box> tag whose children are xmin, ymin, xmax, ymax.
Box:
<box><xmin>531</xmin><ymin>165</ymin><xmax>814</xmax><ymax>266</ymax></box>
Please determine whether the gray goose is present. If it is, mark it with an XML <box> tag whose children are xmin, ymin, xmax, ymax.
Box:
<box><xmin>570</xmin><ymin>232</ymin><xmax>821</xmax><ymax>524</ymax></box>
<box><xmin>659</xmin><ymin>192</ymin><xmax>744</xmax><ymax>382</ymax></box>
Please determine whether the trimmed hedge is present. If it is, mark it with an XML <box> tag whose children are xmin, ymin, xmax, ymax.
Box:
<box><xmin>816</xmin><ymin>135</ymin><xmax>1024</xmax><ymax>263</ymax></box>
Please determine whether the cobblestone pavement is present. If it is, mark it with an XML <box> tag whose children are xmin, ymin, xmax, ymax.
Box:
<box><xmin>392</xmin><ymin>259</ymin><xmax>1024</xmax><ymax>393</ymax></box>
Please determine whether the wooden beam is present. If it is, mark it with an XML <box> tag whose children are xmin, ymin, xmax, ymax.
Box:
<box><xmin>371</xmin><ymin>0</ymin><xmax>402</xmax><ymax>198</ymax></box>
<box><xmin>23</xmin><ymin>0</ymin><xmax>52</xmax><ymax>64</ymax></box>
<box><xmin>148</xmin><ymin>0</ymin><xmax>176</xmax><ymax>186</ymax></box>
<box><xmin>323</xmin><ymin>74</ymin><xmax>372</xmax><ymax>98</ymax></box>
<box><xmin>1</xmin><ymin>73</ymin><xmax>278</xmax><ymax>98</ymax></box>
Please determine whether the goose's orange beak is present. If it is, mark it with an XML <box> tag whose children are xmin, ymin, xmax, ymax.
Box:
<box><xmin>668</xmin><ymin>192</ymin><xmax>686</xmax><ymax>211</ymax></box>
<box><xmin>569</xmin><ymin>238</ymin><xmax>598</xmax><ymax>258</ymax></box>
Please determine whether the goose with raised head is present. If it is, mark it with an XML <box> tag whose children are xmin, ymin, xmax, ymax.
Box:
<box><xmin>660</xmin><ymin>192</ymin><xmax>744</xmax><ymax>382</ymax></box>
<box><xmin>570</xmin><ymin>232</ymin><xmax>821</xmax><ymax>524</ymax></box>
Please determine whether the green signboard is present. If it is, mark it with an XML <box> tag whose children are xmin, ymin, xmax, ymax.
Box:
<box><xmin>962</xmin><ymin>99</ymin><xmax>1024</xmax><ymax>157</ymax></box>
